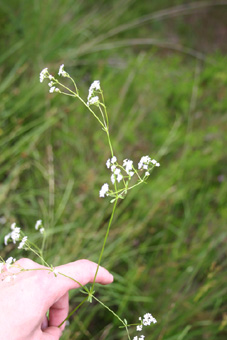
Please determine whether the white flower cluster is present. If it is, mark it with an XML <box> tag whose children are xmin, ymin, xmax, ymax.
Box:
<box><xmin>0</xmin><ymin>257</ymin><xmax>16</xmax><ymax>272</ymax></box>
<box><xmin>106</xmin><ymin>156</ymin><xmax>124</xmax><ymax>185</ymax></box>
<box><xmin>4</xmin><ymin>223</ymin><xmax>21</xmax><ymax>245</ymax></box>
<box><xmin>4</xmin><ymin>223</ymin><xmax>28</xmax><ymax>250</ymax></box>
<box><xmin>133</xmin><ymin>313</ymin><xmax>157</xmax><ymax>339</ymax></box>
<box><xmin>138</xmin><ymin>156</ymin><xmax>160</xmax><ymax>173</ymax></box>
<box><xmin>87</xmin><ymin>80</ymin><xmax>100</xmax><ymax>106</ymax></box>
<box><xmin>123</xmin><ymin>159</ymin><xmax>134</xmax><ymax>177</ymax></box>
<box><xmin>40</xmin><ymin>66</ymin><xmax>64</xmax><ymax>93</ymax></box>
<box><xmin>133</xmin><ymin>336</ymin><xmax>145</xmax><ymax>340</ymax></box>
<box><xmin>142</xmin><ymin>313</ymin><xmax>157</xmax><ymax>326</ymax></box>
<box><xmin>58</xmin><ymin>64</ymin><xmax>68</xmax><ymax>77</ymax></box>
<box><xmin>99</xmin><ymin>183</ymin><xmax>109</xmax><ymax>198</ymax></box>
<box><xmin>40</xmin><ymin>68</ymin><xmax>53</xmax><ymax>83</ymax></box>
<box><xmin>99</xmin><ymin>155</ymin><xmax>160</xmax><ymax>199</ymax></box>
<box><xmin>18</xmin><ymin>236</ymin><xmax>28</xmax><ymax>249</ymax></box>
<box><xmin>49</xmin><ymin>86</ymin><xmax>60</xmax><ymax>93</ymax></box>
<box><xmin>35</xmin><ymin>220</ymin><xmax>45</xmax><ymax>234</ymax></box>
<box><xmin>4</xmin><ymin>220</ymin><xmax>44</xmax><ymax>252</ymax></box>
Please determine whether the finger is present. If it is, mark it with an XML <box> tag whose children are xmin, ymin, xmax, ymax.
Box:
<box><xmin>50</xmin><ymin>259</ymin><xmax>113</xmax><ymax>298</ymax></box>
<box><xmin>42</xmin><ymin>326</ymin><xmax>62</xmax><ymax>340</ymax></box>
<box><xmin>7</xmin><ymin>258</ymin><xmax>38</xmax><ymax>274</ymax></box>
<box><xmin>48</xmin><ymin>292</ymin><xmax>69</xmax><ymax>330</ymax></box>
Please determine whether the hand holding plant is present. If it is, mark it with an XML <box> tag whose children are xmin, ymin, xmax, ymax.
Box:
<box><xmin>1</xmin><ymin>64</ymin><xmax>159</xmax><ymax>339</ymax></box>
<box><xmin>0</xmin><ymin>258</ymin><xmax>113</xmax><ymax>339</ymax></box>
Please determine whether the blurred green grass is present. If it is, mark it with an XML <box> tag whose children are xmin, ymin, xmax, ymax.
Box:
<box><xmin>0</xmin><ymin>1</ymin><xmax>227</xmax><ymax>339</ymax></box>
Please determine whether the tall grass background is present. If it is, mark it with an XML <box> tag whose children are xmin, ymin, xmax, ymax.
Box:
<box><xmin>0</xmin><ymin>1</ymin><xmax>226</xmax><ymax>339</ymax></box>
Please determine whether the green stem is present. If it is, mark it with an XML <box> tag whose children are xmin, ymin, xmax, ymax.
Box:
<box><xmin>91</xmin><ymin>199</ymin><xmax>118</xmax><ymax>292</ymax></box>
<box><xmin>69</xmin><ymin>76</ymin><xmax>79</xmax><ymax>95</ymax></box>
<box><xmin>100</xmin><ymin>91</ymin><xmax>109</xmax><ymax>128</ymax></box>
<box><xmin>40</xmin><ymin>233</ymin><xmax>47</xmax><ymax>265</ymax></box>
<box><xmin>92</xmin><ymin>296</ymin><xmax>131</xmax><ymax>340</ymax></box>
<box><xmin>58</xmin><ymin>296</ymin><xmax>88</xmax><ymax>328</ymax></box>
<box><xmin>57</xmin><ymin>81</ymin><xmax>105</xmax><ymax>128</ymax></box>
<box><xmin>108</xmin><ymin>179</ymin><xmax>144</xmax><ymax>198</ymax></box>
<box><xmin>25</xmin><ymin>244</ymin><xmax>49</xmax><ymax>267</ymax></box>
<box><xmin>77</xmin><ymin>95</ymin><xmax>105</xmax><ymax>129</ymax></box>
<box><xmin>98</xmin><ymin>104</ymin><xmax>107</xmax><ymax>128</ymax></box>
<box><xmin>105</xmin><ymin>129</ymin><xmax>114</xmax><ymax>158</ymax></box>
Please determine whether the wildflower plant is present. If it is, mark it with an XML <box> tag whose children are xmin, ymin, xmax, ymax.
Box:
<box><xmin>1</xmin><ymin>64</ymin><xmax>160</xmax><ymax>339</ymax></box>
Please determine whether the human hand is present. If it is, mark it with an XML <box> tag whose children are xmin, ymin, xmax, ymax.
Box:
<box><xmin>0</xmin><ymin>258</ymin><xmax>113</xmax><ymax>340</ymax></box>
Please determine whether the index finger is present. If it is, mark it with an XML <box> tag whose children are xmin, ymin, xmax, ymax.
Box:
<box><xmin>55</xmin><ymin>259</ymin><xmax>113</xmax><ymax>290</ymax></box>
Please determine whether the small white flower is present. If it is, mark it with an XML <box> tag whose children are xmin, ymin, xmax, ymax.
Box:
<box><xmin>5</xmin><ymin>257</ymin><xmax>16</xmax><ymax>270</ymax></box>
<box><xmin>145</xmin><ymin>171</ymin><xmax>150</xmax><ymax>177</ymax></box>
<box><xmin>40</xmin><ymin>68</ymin><xmax>49</xmax><ymax>82</ymax></box>
<box><xmin>123</xmin><ymin>159</ymin><xmax>134</xmax><ymax>175</ymax></box>
<box><xmin>111</xmin><ymin>165</ymin><xmax>116</xmax><ymax>172</ymax></box>
<box><xmin>48</xmin><ymin>81</ymin><xmax>54</xmax><ymax>87</ymax></box>
<box><xmin>49</xmin><ymin>86</ymin><xmax>55</xmax><ymax>93</ymax></box>
<box><xmin>11</xmin><ymin>222</ymin><xmax>16</xmax><ymax>230</ymax></box>
<box><xmin>90</xmin><ymin>80</ymin><xmax>100</xmax><ymax>91</ymax></box>
<box><xmin>151</xmin><ymin>159</ymin><xmax>157</xmax><ymax>165</ymax></box>
<box><xmin>106</xmin><ymin>159</ymin><xmax>111</xmax><ymax>168</ymax></box>
<box><xmin>88</xmin><ymin>96</ymin><xmax>99</xmax><ymax>106</ymax></box>
<box><xmin>99</xmin><ymin>183</ymin><xmax>109</xmax><ymax>198</ymax></box>
<box><xmin>4</xmin><ymin>233</ymin><xmax>11</xmax><ymax>246</ymax></box>
<box><xmin>40</xmin><ymin>227</ymin><xmax>45</xmax><ymax>234</ymax></box>
<box><xmin>10</xmin><ymin>226</ymin><xmax>21</xmax><ymax>244</ymax></box>
<box><xmin>87</xmin><ymin>80</ymin><xmax>101</xmax><ymax>104</ymax></box>
<box><xmin>137</xmin><ymin>325</ymin><xmax>143</xmax><ymax>331</ymax></box>
<box><xmin>156</xmin><ymin>162</ymin><xmax>160</xmax><ymax>167</ymax></box>
<box><xmin>117</xmin><ymin>173</ymin><xmax>123</xmax><ymax>182</ymax></box>
<box><xmin>18</xmin><ymin>236</ymin><xmax>28</xmax><ymax>249</ymax></box>
<box><xmin>6</xmin><ymin>257</ymin><xmax>14</xmax><ymax>265</ymax></box>
<box><xmin>114</xmin><ymin>168</ymin><xmax>120</xmax><ymax>175</ymax></box>
<box><xmin>58</xmin><ymin>64</ymin><xmax>68</xmax><ymax>77</ymax></box>
<box><xmin>35</xmin><ymin>220</ymin><xmax>42</xmax><ymax>230</ymax></box>
<box><xmin>111</xmin><ymin>169</ymin><xmax>123</xmax><ymax>184</ymax></box>
<box><xmin>111</xmin><ymin>156</ymin><xmax>117</xmax><ymax>164</ymax></box>
<box><xmin>111</xmin><ymin>174</ymin><xmax>115</xmax><ymax>184</ymax></box>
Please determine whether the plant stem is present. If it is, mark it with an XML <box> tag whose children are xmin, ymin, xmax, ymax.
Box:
<box><xmin>92</xmin><ymin>296</ymin><xmax>131</xmax><ymax>340</ymax></box>
<box><xmin>91</xmin><ymin>198</ymin><xmax>118</xmax><ymax>292</ymax></box>
<box><xmin>58</xmin><ymin>296</ymin><xmax>88</xmax><ymax>328</ymax></box>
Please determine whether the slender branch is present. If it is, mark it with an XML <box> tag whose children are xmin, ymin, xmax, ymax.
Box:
<box><xmin>58</xmin><ymin>296</ymin><xmax>88</xmax><ymax>328</ymax></box>
<box><xmin>91</xmin><ymin>199</ymin><xmax>118</xmax><ymax>291</ymax></box>
<box><xmin>92</xmin><ymin>296</ymin><xmax>131</xmax><ymax>340</ymax></box>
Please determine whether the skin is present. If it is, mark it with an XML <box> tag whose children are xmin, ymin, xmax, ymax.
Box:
<box><xmin>0</xmin><ymin>258</ymin><xmax>113</xmax><ymax>340</ymax></box>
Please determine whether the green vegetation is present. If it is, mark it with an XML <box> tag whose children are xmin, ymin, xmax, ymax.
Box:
<box><xmin>0</xmin><ymin>1</ymin><xmax>226</xmax><ymax>339</ymax></box>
